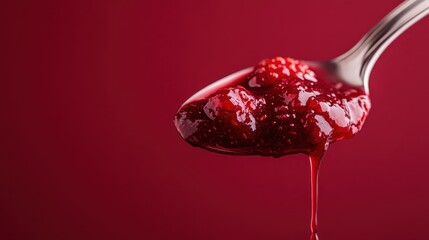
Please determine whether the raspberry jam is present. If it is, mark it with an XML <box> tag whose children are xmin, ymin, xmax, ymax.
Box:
<box><xmin>174</xmin><ymin>57</ymin><xmax>371</xmax><ymax>239</ymax></box>
<box><xmin>174</xmin><ymin>57</ymin><xmax>370</xmax><ymax>157</ymax></box>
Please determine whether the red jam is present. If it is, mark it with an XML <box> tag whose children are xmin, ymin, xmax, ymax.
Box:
<box><xmin>174</xmin><ymin>57</ymin><xmax>371</xmax><ymax>157</ymax></box>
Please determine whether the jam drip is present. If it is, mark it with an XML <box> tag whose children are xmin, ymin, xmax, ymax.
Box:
<box><xmin>309</xmin><ymin>151</ymin><xmax>323</xmax><ymax>240</ymax></box>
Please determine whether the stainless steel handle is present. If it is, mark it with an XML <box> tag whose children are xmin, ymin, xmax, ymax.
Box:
<box><xmin>335</xmin><ymin>0</ymin><xmax>429</xmax><ymax>92</ymax></box>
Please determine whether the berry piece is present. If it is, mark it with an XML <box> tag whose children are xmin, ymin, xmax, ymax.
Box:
<box><xmin>247</xmin><ymin>57</ymin><xmax>317</xmax><ymax>88</ymax></box>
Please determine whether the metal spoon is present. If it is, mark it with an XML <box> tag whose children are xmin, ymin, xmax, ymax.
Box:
<box><xmin>183</xmin><ymin>0</ymin><xmax>429</xmax><ymax>107</ymax></box>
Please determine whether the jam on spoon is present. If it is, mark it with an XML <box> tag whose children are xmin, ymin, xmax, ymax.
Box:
<box><xmin>175</xmin><ymin>57</ymin><xmax>370</xmax><ymax>158</ymax></box>
<box><xmin>174</xmin><ymin>1</ymin><xmax>429</xmax><ymax>239</ymax></box>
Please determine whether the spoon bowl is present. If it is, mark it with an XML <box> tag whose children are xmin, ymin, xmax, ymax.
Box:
<box><xmin>182</xmin><ymin>67</ymin><xmax>253</xmax><ymax>106</ymax></box>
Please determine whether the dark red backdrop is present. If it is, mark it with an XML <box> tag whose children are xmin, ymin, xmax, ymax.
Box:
<box><xmin>2</xmin><ymin>0</ymin><xmax>429</xmax><ymax>239</ymax></box>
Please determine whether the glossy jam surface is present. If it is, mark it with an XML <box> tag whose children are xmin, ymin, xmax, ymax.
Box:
<box><xmin>174</xmin><ymin>57</ymin><xmax>371</xmax><ymax>157</ymax></box>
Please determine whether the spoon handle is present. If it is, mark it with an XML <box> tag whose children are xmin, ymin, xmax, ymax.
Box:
<box><xmin>335</xmin><ymin>0</ymin><xmax>429</xmax><ymax>91</ymax></box>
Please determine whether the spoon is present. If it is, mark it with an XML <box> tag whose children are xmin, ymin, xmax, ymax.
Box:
<box><xmin>175</xmin><ymin>2</ymin><xmax>428</xmax><ymax>239</ymax></box>
<box><xmin>183</xmin><ymin>0</ymin><xmax>429</xmax><ymax>106</ymax></box>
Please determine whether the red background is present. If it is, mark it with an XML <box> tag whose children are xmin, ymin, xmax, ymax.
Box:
<box><xmin>2</xmin><ymin>0</ymin><xmax>429</xmax><ymax>239</ymax></box>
